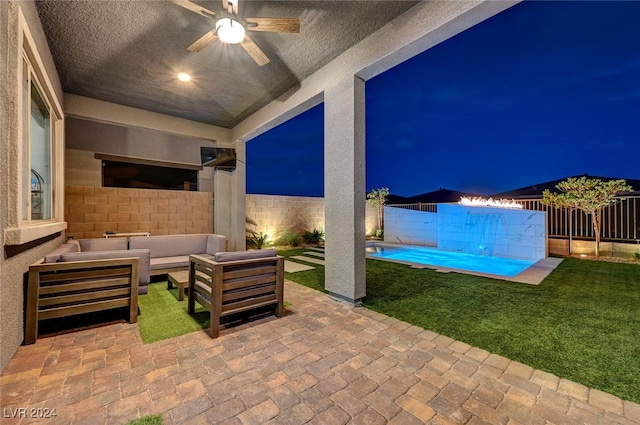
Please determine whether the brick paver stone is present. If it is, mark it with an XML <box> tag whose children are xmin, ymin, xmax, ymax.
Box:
<box><xmin>0</xmin><ymin>281</ymin><xmax>638</xmax><ymax>425</ymax></box>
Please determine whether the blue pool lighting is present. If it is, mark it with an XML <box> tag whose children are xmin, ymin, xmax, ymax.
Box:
<box><xmin>367</xmin><ymin>244</ymin><xmax>535</xmax><ymax>277</ymax></box>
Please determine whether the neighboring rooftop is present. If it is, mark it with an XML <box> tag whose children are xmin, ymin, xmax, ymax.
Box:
<box><xmin>387</xmin><ymin>175</ymin><xmax>640</xmax><ymax>204</ymax></box>
<box><xmin>405</xmin><ymin>188</ymin><xmax>482</xmax><ymax>204</ymax></box>
<box><xmin>490</xmin><ymin>174</ymin><xmax>640</xmax><ymax>199</ymax></box>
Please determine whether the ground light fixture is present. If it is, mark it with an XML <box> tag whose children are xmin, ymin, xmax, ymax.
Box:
<box><xmin>216</xmin><ymin>18</ymin><xmax>245</xmax><ymax>44</ymax></box>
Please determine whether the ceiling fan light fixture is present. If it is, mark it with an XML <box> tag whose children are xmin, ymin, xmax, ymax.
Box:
<box><xmin>216</xmin><ymin>18</ymin><xmax>245</xmax><ymax>44</ymax></box>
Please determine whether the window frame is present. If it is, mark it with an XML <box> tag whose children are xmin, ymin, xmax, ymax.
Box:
<box><xmin>4</xmin><ymin>7</ymin><xmax>66</xmax><ymax>246</ymax></box>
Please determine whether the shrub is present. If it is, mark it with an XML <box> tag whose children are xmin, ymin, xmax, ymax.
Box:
<box><xmin>280</xmin><ymin>231</ymin><xmax>301</xmax><ymax>247</ymax></box>
<box><xmin>246</xmin><ymin>231</ymin><xmax>272</xmax><ymax>249</ymax></box>
<box><xmin>303</xmin><ymin>228</ymin><xmax>325</xmax><ymax>245</ymax></box>
<box><xmin>635</xmin><ymin>251</ymin><xmax>640</xmax><ymax>260</ymax></box>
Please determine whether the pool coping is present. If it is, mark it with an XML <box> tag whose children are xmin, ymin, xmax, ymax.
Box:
<box><xmin>366</xmin><ymin>242</ymin><xmax>563</xmax><ymax>285</ymax></box>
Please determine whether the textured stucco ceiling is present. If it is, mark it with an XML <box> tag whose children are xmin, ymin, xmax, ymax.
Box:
<box><xmin>35</xmin><ymin>0</ymin><xmax>419</xmax><ymax>128</ymax></box>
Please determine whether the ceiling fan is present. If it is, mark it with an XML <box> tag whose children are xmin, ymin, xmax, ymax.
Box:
<box><xmin>172</xmin><ymin>0</ymin><xmax>300</xmax><ymax>66</ymax></box>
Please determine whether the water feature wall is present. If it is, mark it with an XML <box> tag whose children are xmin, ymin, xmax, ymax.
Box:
<box><xmin>437</xmin><ymin>204</ymin><xmax>547</xmax><ymax>261</ymax></box>
<box><xmin>383</xmin><ymin>207</ymin><xmax>438</xmax><ymax>246</ymax></box>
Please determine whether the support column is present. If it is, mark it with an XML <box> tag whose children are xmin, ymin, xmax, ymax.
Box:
<box><xmin>324</xmin><ymin>76</ymin><xmax>366</xmax><ymax>305</ymax></box>
<box><xmin>213</xmin><ymin>141</ymin><xmax>246</xmax><ymax>251</ymax></box>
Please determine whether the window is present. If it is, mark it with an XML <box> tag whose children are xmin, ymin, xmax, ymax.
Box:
<box><xmin>102</xmin><ymin>160</ymin><xmax>198</xmax><ymax>191</ymax></box>
<box><xmin>23</xmin><ymin>58</ymin><xmax>54</xmax><ymax>221</ymax></box>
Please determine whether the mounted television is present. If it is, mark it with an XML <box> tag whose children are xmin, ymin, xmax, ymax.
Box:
<box><xmin>200</xmin><ymin>147</ymin><xmax>236</xmax><ymax>170</ymax></box>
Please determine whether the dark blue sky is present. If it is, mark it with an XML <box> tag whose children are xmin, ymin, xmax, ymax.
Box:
<box><xmin>247</xmin><ymin>1</ymin><xmax>640</xmax><ymax>198</ymax></box>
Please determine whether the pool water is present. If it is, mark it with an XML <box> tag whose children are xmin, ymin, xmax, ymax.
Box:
<box><xmin>367</xmin><ymin>244</ymin><xmax>536</xmax><ymax>277</ymax></box>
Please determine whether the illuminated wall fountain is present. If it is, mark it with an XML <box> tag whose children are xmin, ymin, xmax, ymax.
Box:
<box><xmin>384</xmin><ymin>197</ymin><xmax>547</xmax><ymax>262</ymax></box>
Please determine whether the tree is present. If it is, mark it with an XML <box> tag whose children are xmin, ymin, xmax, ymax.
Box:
<box><xmin>367</xmin><ymin>187</ymin><xmax>389</xmax><ymax>237</ymax></box>
<box><xmin>541</xmin><ymin>177</ymin><xmax>633</xmax><ymax>257</ymax></box>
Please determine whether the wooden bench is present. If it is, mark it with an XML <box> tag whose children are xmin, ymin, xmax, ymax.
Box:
<box><xmin>188</xmin><ymin>252</ymin><xmax>284</xmax><ymax>338</ymax></box>
<box><xmin>25</xmin><ymin>257</ymin><xmax>139</xmax><ymax>344</ymax></box>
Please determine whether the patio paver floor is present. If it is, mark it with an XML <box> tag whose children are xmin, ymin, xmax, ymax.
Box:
<box><xmin>1</xmin><ymin>280</ymin><xmax>638</xmax><ymax>425</ymax></box>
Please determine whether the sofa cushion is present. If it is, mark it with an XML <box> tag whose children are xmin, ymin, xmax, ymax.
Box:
<box><xmin>60</xmin><ymin>249</ymin><xmax>151</xmax><ymax>285</ymax></box>
<box><xmin>149</xmin><ymin>256</ymin><xmax>189</xmax><ymax>270</ymax></box>
<box><xmin>129</xmin><ymin>234</ymin><xmax>209</xmax><ymax>258</ymax></box>
<box><xmin>206</xmin><ymin>234</ymin><xmax>227</xmax><ymax>255</ymax></box>
<box><xmin>44</xmin><ymin>243</ymin><xmax>78</xmax><ymax>263</ymax></box>
<box><xmin>78</xmin><ymin>238</ymin><xmax>128</xmax><ymax>252</ymax></box>
<box><xmin>214</xmin><ymin>249</ymin><xmax>276</xmax><ymax>263</ymax></box>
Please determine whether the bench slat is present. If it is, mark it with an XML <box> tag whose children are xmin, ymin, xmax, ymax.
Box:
<box><xmin>221</xmin><ymin>283</ymin><xmax>276</xmax><ymax>303</ymax></box>
<box><xmin>223</xmin><ymin>275</ymin><xmax>275</xmax><ymax>291</ymax></box>
<box><xmin>222</xmin><ymin>265</ymin><xmax>276</xmax><ymax>280</ymax></box>
<box><xmin>37</xmin><ymin>266</ymin><xmax>133</xmax><ymax>282</ymax></box>
<box><xmin>39</xmin><ymin>277</ymin><xmax>131</xmax><ymax>295</ymax></box>
<box><xmin>221</xmin><ymin>295</ymin><xmax>278</xmax><ymax>315</ymax></box>
<box><xmin>38</xmin><ymin>298</ymin><xmax>132</xmax><ymax>320</ymax></box>
<box><xmin>39</xmin><ymin>287</ymin><xmax>132</xmax><ymax>308</ymax></box>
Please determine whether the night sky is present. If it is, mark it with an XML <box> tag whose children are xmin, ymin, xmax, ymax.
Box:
<box><xmin>246</xmin><ymin>1</ymin><xmax>640</xmax><ymax>198</ymax></box>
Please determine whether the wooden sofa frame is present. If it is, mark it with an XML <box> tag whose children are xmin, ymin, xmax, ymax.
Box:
<box><xmin>25</xmin><ymin>257</ymin><xmax>139</xmax><ymax>344</ymax></box>
<box><xmin>188</xmin><ymin>253</ymin><xmax>284</xmax><ymax>338</ymax></box>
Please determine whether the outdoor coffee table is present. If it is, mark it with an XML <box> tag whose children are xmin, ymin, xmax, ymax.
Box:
<box><xmin>167</xmin><ymin>270</ymin><xmax>190</xmax><ymax>301</ymax></box>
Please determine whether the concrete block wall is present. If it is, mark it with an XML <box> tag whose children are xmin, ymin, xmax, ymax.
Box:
<box><xmin>383</xmin><ymin>206</ymin><xmax>438</xmax><ymax>246</ymax></box>
<box><xmin>65</xmin><ymin>186</ymin><xmax>213</xmax><ymax>239</ymax></box>
<box><xmin>245</xmin><ymin>194</ymin><xmax>379</xmax><ymax>242</ymax></box>
<box><xmin>549</xmin><ymin>238</ymin><xmax>640</xmax><ymax>257</ymax></box>
<box><xmin>246</xmin><ymin>194</ymin><xmax>325</xmax><ymax>242</ymax></box>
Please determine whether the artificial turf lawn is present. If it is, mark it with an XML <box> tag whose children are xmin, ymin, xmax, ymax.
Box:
<box><xmin>122</xmin><ymin>414</ymin><xmax>164</xmax><ymax>425</ymax></box>
<box><xmin>137</xmin><ymin>282</ymin><xmax>209</xmax><ymax>343</ymax></box>
<box><xmin>279</xmin><ymin>249</ymin><xmax>640</xmax><ymax>404</ymax></box>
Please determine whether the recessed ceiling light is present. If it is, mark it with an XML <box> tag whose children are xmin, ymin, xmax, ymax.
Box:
<box><xmin>177</xmin><ymin>72</ymin><xmax>191</xmax><ymax>82</ymax></box>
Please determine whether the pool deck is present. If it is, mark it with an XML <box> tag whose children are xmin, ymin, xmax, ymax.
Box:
<box><xmin>1</xmin><ymin>280</ymin><xmax>638</xmax><ymax>425</ymax></box>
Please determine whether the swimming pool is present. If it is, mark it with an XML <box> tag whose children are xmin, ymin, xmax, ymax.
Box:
<box><xmin>367</xmin><ymin>243</ymin><xmax>536</xmax><ymax>277</ymax></box>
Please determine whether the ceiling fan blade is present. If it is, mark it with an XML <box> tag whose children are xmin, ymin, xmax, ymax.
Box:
<box><xmin>171</xmin><ymin>0</ymin><xmax>216</xmax><ymax>19</ymax></box>
<box><xmin>241</xmin><ymin>36</ymin><xmax>270</xmax><ymax>66</ymax></box>
<box><xmin>188</xmin><ymin>28</ymin><xmax>219</xmax><ymax>52</ymax></box>
<box><xmin>245</xmin><ymin>18</ymin><xmax>300</xmax><ymax>33</ymax></box>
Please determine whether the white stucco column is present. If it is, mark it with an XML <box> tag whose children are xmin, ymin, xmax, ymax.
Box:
<box><xmin>213</xmin><ymin>140</ymin><xmax>246</xmax><ymax>251</ymax></box>
<box><xmin>324</xmin><ymin>76</ymin><xmax>366</xmax><ymax>305</ymax></box>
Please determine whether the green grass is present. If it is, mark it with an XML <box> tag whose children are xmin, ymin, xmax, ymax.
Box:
<box><xmin>137</xmin><ymin>281</ymin><xmax>290</xmax><ymax>343</ymax></box>
<box><xmin>279</xmin><ymin>249</ymin><xmax>640</xmax><ymax>403</ymax></box>
<box><xmin>137</xmin><ymin>282</ymin><xmax>209</xmax><ymax>343</ymax></box>
<box><xmin>279</xmin><ymin>248</ymin><xmax>327</xmax><ymax>293</ymax></box>
<box><xmin>122</xmin><ymin>414</ymin><xmax>163</xmax><ymax>425</ymax></box>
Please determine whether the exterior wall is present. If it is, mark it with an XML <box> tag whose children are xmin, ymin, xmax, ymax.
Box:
<box><xmin>0</xmin><ymin>1</ymin><xmax>65</xmax><ymax>372</ymax></box>
<box><xmin>246</xmin><ymin>194</ymin><xmax>324</xmax><ymax>242</ymax></box>
<box><xmin>383</xmin><ymin>206</ymin><xmax>438</xmax><ymax>246</ymax></box>
<box><xmin>65</xmin><ymin>117</ymin><xmax>216</xmax><ymax>192</ymax></box>
<box><xmin>438</xmin><ymin>204</ymin><xmax>547</xmax><ymax>261</ymax></box>
<box><xmin>65</xmin><ymin>186</ymin><xmax>213</xmax><ymax>239</ymax></box>
<box><xmin>245</xmin><ymin>194</ymin><xmax>378</xmax><ymax>242</ymax></box>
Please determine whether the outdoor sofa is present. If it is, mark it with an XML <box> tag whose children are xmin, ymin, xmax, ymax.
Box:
<box><xmin>25</xmin><ymin>233</ymin><xmax>227</xmax><ymax>344</ymax></box>
<box><xmin>188</xmin><ymin>249</ymin><xmax>285</xmax><ymax>338</ymax></box>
